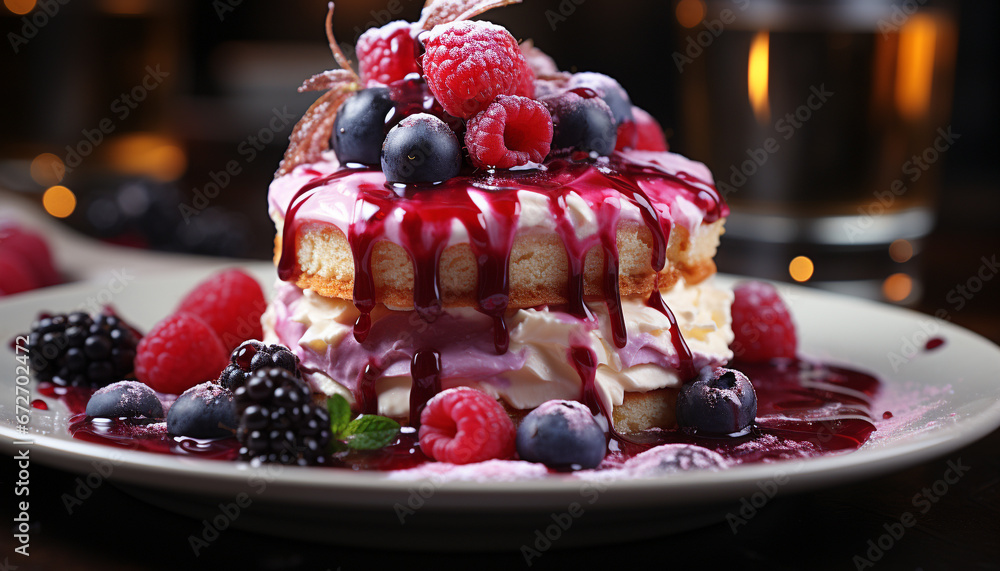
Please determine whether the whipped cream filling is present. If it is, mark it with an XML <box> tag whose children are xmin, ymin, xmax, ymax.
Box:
<box><xmin>267</xmin><ymin>149</ymin><xmax>718</xmax><ymax>249</ymax></box>
<box><xmin>262</xmin><ymin>278</ymin><xmax>733</xmax><ymax>418</ymax></box>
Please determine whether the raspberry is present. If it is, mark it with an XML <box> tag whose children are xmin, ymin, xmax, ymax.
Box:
<box><xmin>465</xmin><ymin>95</ymin><xmax>553</xmax><ymax>169</ymax></box>
<box><xmin>421</xmin><ymin>20</ymin><xmax>530</xmax><ymax>119</ymax></box>
<box><xmin>514</xmin><ymin>60</ymin><xmax>536</xmax><ymax>99</ymax></box>
<box><xmin>419</xmin><ymin>387</ymin><xmax>515</xmax><ymax>464</ymax></box>
<box><xmin>0</xmin><ymin>223</ymin><xmax>59</xmax><ymax>287</ymax></box>
<box><xmin>357</xmin><ymin>20</ymin><xmax>421</xmax><ymax>87</ymax></box>
<box><xmin>135</xmin><ymin>313</ymin><xmax>228</xmax><ymax>394</ymax></box>
<box><xmin>631</xmin><ymin>106</ymin><xmax>668</xmax><ymax>152</ymax></box>
<box><xmin>730</xmin><ymin>281</ymin><xmax>798</xmax><ymax>362</ymax></box>
<box><xmin>234</xmin><ymin>367</ymin><xmax>331</xmax><ymax>466</ymax></box>
<box><xmin>0</xmin><ymin>252</ymin><xmax>37</xmax><ymax>296</ymax></box>
<box><xmin>175</xmin><ymin>269</ymin><xmax>266</xmax><ymax>352</ymax></box>
<box><xmin>218</xmin><ymin>340</ymin><xmax>300</xmax><ymax>391</ymax></box>
<box><xmin>25</xmin><ymin>311</ymin><xmax>139</xmax><ymax>387</ymax></box>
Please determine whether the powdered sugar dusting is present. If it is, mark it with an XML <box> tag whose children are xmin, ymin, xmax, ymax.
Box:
<box><xmin>86</xmin><ymin>380</ymin><xmax>164</xmax><ymax>419</ymax></box>
<box><xmin>575</xmin><ymin>444</ymin><xmax>728</xmax><ymax>481</ymax></box>
<box><xmin>386</xmin><ymin>459</ymin><xmax>549</xmax><ymax>481</ymax></box>
<box><xmin>867</xmin><ymin>381</ymin><xmax>957</xmax><ymax>447</ymax></box>
<box><xmin>183</xmin><ymin>381</ymin><xmax>233</xmax><ymax>404</ymax></box>
<box><xmin>531</xmin><ymin>400</ymin><xmax>599</xmax><ymax>433</ymax></box>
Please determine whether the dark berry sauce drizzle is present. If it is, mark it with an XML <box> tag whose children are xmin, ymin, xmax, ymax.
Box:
<box><xmin>52</xmin><ymin>356</ymin><xmax>880</xmax><ymax>469</ymax></box>
<box><xmin>409</xmin><ymin>349</ymin><xmax>441</xmax><ymax>427</ymax></box>
<box><xmin>279</xmin><ymin>153</ymin><xmax>724</xmax><ymax>349</ymax></box>
<box><xmin>646</xmin><ymin>277</ymin><xmax>696</xmax><ymax>380</ymax></box>
<box><xmin>270</xmin><ymin>151</ymin><xmax>884</xmax><ymax>466</ymax></box>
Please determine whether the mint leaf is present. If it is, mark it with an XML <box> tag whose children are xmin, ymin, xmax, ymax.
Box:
<box><xmin>344</xmin><ymin>415</ymin><xmax>400</xmax><ymax>450</ymax></box>
<box><xmin>327</xmin><ymin>394</ymin><xmax>352</xmax><ymax>437</ymax></box>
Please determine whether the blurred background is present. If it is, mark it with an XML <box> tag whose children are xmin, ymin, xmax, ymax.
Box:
<box><xmin>0</xmin><ymin>0</ymin><xmax>997</xmax><ymax>336</ymax></box>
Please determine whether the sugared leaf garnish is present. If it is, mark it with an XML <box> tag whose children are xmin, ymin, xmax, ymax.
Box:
<box><xmin>276</xmin><ymin>83</ymin><xmax>357</xmax><ymax>177</ymax></box>
<box><xmin>299</xmin><ymin>69</ymin><xmax>358</xmax><ymax>93</ymax></box>
<box><xmin>418</xmin><ymin>0</ymin><xmax>522</xmax><ymax>30</ymax></box>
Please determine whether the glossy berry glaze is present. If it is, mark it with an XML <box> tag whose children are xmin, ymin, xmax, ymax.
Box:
<box><xmin>275</xmin><ymin>150</ymin><xmax>726</xmax><ymax>420</ymax></box>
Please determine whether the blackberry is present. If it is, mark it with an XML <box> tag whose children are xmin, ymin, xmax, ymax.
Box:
<box><xmin>234</xmin><ymin>367</ymin><xmax>331</xmax><ymax>466</ymax></box>
<box><xmin>26</xmin><ymin>311</ymin><xmax>139</xmax><ymax>387</ymax></box>
<box><xmin>218</xmin><ymin>340</ymin><xmax>300</xmax><ymax>391</ymax></box>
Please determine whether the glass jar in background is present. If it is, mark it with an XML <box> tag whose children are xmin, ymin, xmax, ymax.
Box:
<box><xmin>674</xmin><ymin>0</ymin><xmax>957</xmax><ymax>303</ymax></box>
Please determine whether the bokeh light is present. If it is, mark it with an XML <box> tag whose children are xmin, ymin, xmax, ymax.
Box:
<box><xmin>889</xmin><ymin>239</ymin><xmax>913</xmax><ymax>263</ymax></box>
<box><xmin>882</xmin><ymin>273</ymin><xmax>913</xmax><ymax>302</ymax></box>
<box><xmin>30</xmin><ymin>153</ymin><xmax>66</xmax><ymax>186</ymax></box>
<box><xmin>4</xmin><ymin>0</ymin><xmax>35</xmax><ymax>15</ymax></box>
<box><xmin>789</xmin><ymin>255</ymin><xmax>814</xmax><ymax>282</ymax></box>
<box><xmin>43</xmin><ymin>185</ymin><xmax>77</xmax><ymax>218</ymax></box>
<box><xmin>748</xmin><ymin>31</ymin><xmax>771</xmax><ymax>124</ymax></box>
<box><xmin>675</xmin><ymin>0</ymin><xmax>706</xmax><ymax>29</ymax></box>
<box><xmin>106</xmin><ymin>133</ymin><xmax>187</xmax><ymax>181</ymax></box>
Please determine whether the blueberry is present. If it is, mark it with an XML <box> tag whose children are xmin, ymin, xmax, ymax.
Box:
<box><xmin>542</xmin><ymin>92</ymin><xmax>618</xmax><ymax>156</ymax></box>
<box><xmin>676</xmin><ymin>368</ymin><xmax>757</xmax><ymax>436</ymax></box>
<box><xmin>516</xmin><ymin>400</ymin><xmax>606</xmax><ymax>469</ymax></box>
<box><xmin>381</xmin><ymin>113</ymin><xmax>462</xmax><ymax>184</ymax></box>
<box><xmin>86</xmin><ymin>380</ymin><xmax>163</xmax><ymax>419</ymax></box>
<box><xmin>331</xmin><ymin>87</ymin><xmax>395</xmax><ymax>165</ymax></box>
<box><xmin>567</xmin><ymin>72</ymin><xmax>634</xmax><ymax>126</ymax></box>
<box><xmin>166</xmin><ymin>382</ymin><xmax>238</xmax><ymax>438</ymax></box>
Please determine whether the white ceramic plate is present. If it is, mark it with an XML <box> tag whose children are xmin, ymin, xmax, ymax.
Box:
<box><xmin>3</xmin><ymin>263</ymin><xmax>1000</xmax><ymax>550</ymax></box>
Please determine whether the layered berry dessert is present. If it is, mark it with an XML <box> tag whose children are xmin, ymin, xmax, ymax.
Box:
<box><xmin>15</xmin><ymin>0</ymin><xmax>882</xmax><ymax>477</ymax></box>
<box><xmin>266</xmin><ymin>1</ymin><xmax>730</xmax><ymax>439</ymax></box>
